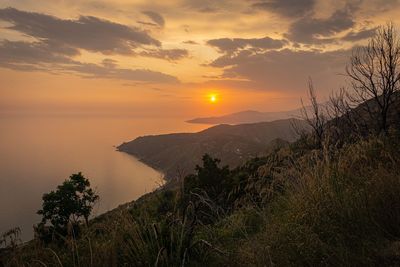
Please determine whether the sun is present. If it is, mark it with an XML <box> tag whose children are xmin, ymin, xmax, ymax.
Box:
<box><xmin>209</xmin><ymin>94</ymin><xmax>217</xmax><ymax>103</ymax></box>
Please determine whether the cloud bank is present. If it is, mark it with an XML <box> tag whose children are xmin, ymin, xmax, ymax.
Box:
<box><xmin>0</xmin><ymin>7</ymin><xmax>181</xmax><ymax>83</ymax></box>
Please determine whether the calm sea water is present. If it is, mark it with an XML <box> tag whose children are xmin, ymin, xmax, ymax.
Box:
<box><xmin>0</xmin><ymin>115</ymin><xmax>206</xmax><ymax>240</ymax></box>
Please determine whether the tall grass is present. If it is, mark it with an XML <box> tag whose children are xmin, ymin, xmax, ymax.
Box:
<box><xmin>234</xmin><ymin>135</ymin><xmax>400</xmax><ymax>266</ymax></box>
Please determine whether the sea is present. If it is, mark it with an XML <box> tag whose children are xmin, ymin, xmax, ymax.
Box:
<box><xmin>0</xmin><ymin>114</ymin><xmax>206</xmax><ymax>240</ymax></box>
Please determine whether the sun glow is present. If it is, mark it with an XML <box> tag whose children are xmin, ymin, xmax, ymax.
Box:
<box><xmin>209</xmin><ymin>94</ymin><xmax>217</xmax><ymax>103</ymax></box>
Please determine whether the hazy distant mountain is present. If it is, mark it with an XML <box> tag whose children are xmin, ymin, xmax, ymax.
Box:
<box><xmin>118</xmin><ymin>118</ymin><xmax>309</xmax><ymax>180</ymax></box>
<box><xmin>186</xmin><ymin>109</ymin><xmax>304</xmax><ymax>125</ymax></box>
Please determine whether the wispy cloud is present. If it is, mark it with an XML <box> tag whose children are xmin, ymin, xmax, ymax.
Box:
<box><xmin>140</xmin><ymin>48</ymin><xmax>189</xmax><ymax>61</ymax></box>
<box><xmin>285</xmin><ymin>6</ymin><xmax>356</xmax><ymax>44</ymax></box>
<box><xmin>207</xmin><ymin>37</ymin><xmax>287</xmax><ymax>53</ymax></box>
<box><xmin>0</xmin><ymin>39</ymin><xmax>179</xmax><ymax>83</ymax></box>
<box><xmin>251</xmin><ymin>0</ymin><xmax>315</xmax><ymax>18</ymax></box>
<box><xmin>208</xmin><ymin>48</ymin><xmax>350</xmax><ymax>92</ymax></box>
<box><xmin>142</xmin><ymin>11</ymin><xmax>165</xmax><ymax>27</ymax></box>
<box><xmin>0</xmin><ymin>7</ymin><xmax>161</xmax><ymax>55</ymax></box>
<box><xmin>0</xmin><ymin>7</ymin><xmax>181</xmax><ymax>83</ymax></box>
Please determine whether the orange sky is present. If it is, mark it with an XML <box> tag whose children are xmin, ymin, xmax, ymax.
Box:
<box><xmin>1</xmin><ymin>0</ymin><xmax>400</xmax><ymax>118</ymax></box>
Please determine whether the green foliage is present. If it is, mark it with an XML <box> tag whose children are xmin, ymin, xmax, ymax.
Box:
<box><xmin>185</xmin><ymin>154</ymin><xmax>230</xmax><ymax>200</ymax></box>
<box><xmin>37</xmin><ymin>172</ymin><xmax>99</xmax><ymax>237</ymax></box>
<box><xmin>117</xmin><ymin>205</ymin><xmax>204</xmax><ymax>266</ymax></box>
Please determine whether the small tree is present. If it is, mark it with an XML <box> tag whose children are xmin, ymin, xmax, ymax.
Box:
<box><xmin>185</xmin><ymin>154</ymin><xmax>230</xmax><ymax>200</ymax></box>
<box><xmin>37</xmin><ymin>173</ymin><xmax>99</xmax><ymax>235</ymax></box>
<box><xmin>346</xmin><ymin>23</ymin><xmax>400</xmax><ymax>135</ymax></box>
<box><xmin>299</xmin><ymin>78</ymin><xmax>327</xmax><ymax>148</ymax></box>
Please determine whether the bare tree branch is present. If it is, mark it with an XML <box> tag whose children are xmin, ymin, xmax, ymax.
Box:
<box><xmin>346</xmin><ymin>22</ymin><xmax>400</xmax><ymax>135</ymax></box>
<box><xmin>299</xmin><ymin>78</ymin><xmax>327</xmax><ymax>148</ymax></box>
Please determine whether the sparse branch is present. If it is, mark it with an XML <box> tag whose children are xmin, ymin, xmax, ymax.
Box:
<box><xmin>346</xmin><ymin>23</ymin><xmax>400</xmax><ymax>134</ymax></box>
<box><xmin>299</xmin><ymin>78</ymin><xmax>327</xmax><ymax>148</ymax></box>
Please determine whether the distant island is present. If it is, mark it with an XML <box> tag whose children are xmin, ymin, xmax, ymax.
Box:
<box><xmin>118</xmin><ymin>118</ymin><xmax>309</xmax><ymax>180</ymax></box>
<box><xmin>186</xmin><ymin>109</ymin><xmax>304</xmax><ymax>125</ymax></box>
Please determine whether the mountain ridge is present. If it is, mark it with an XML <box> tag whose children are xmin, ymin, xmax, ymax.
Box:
<box><xmin>118</xmin><ymin>118</ymin><xmax>309</xmax><ymax>180</ymax></box>
<box><xmin>186</xmin><ymin>108</ymin><xmax>304</xmax><ymax>125</ymax></box>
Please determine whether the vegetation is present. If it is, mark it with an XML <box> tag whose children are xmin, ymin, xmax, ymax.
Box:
<box><xmin>346</xmin><ymin>23</ymin><xmax>400</xmax><ymax>135</ymax></box>
<box><xmin>118</xmin><ymin>118</ymin><xmax>308</xmax><ymax>180</ymax></box>
<box><xmin>1</xmin><ymin>24</ymin><xmax>400</xmax><ymax>266</ymax></box>
<box><xmin>35</xmin><ymin>173</ymin><xmax>99</xmax><ymax>243</ymax></box>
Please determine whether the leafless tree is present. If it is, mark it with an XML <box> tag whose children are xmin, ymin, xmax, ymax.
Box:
<box><xmin>327</xmin><ymin>88</ymin><xmax>364</xmax><ymax>134</ymax></box>
<box><xmin>327</xmin><ymin>87</ymin><xmax>348</xmax><ymax>121</ymax></box>
<box><xmin>299</xmin><ymin>78</ymin><xmax>327</xmax><ymax>148</ymax></box>
<box><xmin>346</xmin><ymin>23</ymin><xmax>400</xmax><ymax>135</ymax></box>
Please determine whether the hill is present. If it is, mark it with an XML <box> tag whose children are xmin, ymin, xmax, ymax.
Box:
<box><xmin>117</xmin><ymin>118</ymin><xmax>309</xmax><ymax>180</ymax></box>
<box><xmin>186</xmin><ymin>109</ymin><xmax>303</xmax><ymax>124</ymax></box>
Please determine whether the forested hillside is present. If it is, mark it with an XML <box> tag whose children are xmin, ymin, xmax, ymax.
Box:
<box><xmin>118</xmin><ymin>118</ymin><xmax>309</xmax><ymax>179</ymax></box>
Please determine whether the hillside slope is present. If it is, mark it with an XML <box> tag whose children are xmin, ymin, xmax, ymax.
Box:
<box><xmin>118</xmin><ymin>118</ymin><xmax>309</xmax><ymax>179</ymax></box>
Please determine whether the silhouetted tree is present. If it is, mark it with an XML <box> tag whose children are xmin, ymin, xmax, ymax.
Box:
<box><xmin>185</xmin><ymin>154</ymin><xmax>230</xmax><ymax>200</ymax></box>
<box><xmin>346</xmin><ymin>23</ymin><xmax>400</xmax><ymax>135</ymax></box>
<box><xmin>37</xmin><ymin>173</ymin><xmax>98</xmax><ymax>235</ymax></box>
<box><xmin>299</xmin><ymin>78</ymin><xmax>327</xmax><ymax>148</ymax></box>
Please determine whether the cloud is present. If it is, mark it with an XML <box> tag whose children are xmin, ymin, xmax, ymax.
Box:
<box><xmin>0</xmin><ymin>8</ymin><xmax>182</xmax><ymax>83</ymax></box>
<box><xmin>285</xmin><ymin>7</ymin><xmax>356</xmax><ymax>44</ymax></box>
<box><xmin>182</xmin><ymin>0</ymin><xmax>229</xmax><ymax>12</ymax></box>
<box><xmin>101</xmin><ymin>58</ymin><xmax>118</xmax><ymax>68</ymax></box>
<box><xmin>0</xmin><ymin>39</ymin><xmax>179</xmax><ymax>83</ymax></box>
<box><xmin>207</xmin><ymin>36</ymin><xmax>287</xmax><ymax>53</ymax></box>
<box><xmin>250</xmin><ymin>1</ymin><xmax>379</xmax><ymax>45</ymax></box>
<box><xmin>68</xmin><ymin>62</ymin><xmax>179</xmax><ymax>83</ymax></box>
<box><xmin>341</xmin><ymin>27</ymin><xmax>377</xmax><ymax>41</ymax></box>
<box><xmin>251</xmin><ymin>0</ymin><xmax>315</xmax><ymax>18</ymax></box>
<box><xmin>0</xmin><ymin>39</ymin><xmax>76</xmax><ymax>71</ymax></box>
<box><xmin>0</xmin><ymin>7</ymin><xmax>161</xmax><ymax>55</ymax></box>
<box><xmin>209</xmin><ymin>48</ymin><xmax>350</xmax><ymax>92</ymax></box>
<box><xmin>205</xmin><ymin>34</ymin><xmax>351</xmax><ymax>93</ymax></box>
<box><xmin>140</xmin><ymin>48</ymin><xmax>189</xmax><ymax>61</ymax></box>
<box><xmin>182</xmin><ymin>40</ymin><xmax>199</xmax><ymax>45</ymax></box>
<box><xmin>142</xmin><ymin>11</ymin><xmax>165</xmax><ymax>27</ymax></box>
<box><xmin>136</xmin><ymin>21</ymin><xmax>158</xmax><ymax>27</ymax></box>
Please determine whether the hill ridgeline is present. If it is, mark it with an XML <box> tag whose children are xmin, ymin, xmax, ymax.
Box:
<box><xmin>118</xmin><ymin>118</ymin><xmax>309</xmax><ymax>180</ymax></box>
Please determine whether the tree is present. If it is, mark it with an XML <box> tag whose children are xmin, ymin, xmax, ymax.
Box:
<box><xmin>181</xmin><ymin>154</ymin><xmax>231</xmax><ymax>223</ymax></box>
<box><xmin>37</xmin><ymin>173</ymin><xmax>99</xmax><ymax>233</ymax></box>
<box><xmin>299</xmin><ymin>78</ymin><xmax>327</xmax><ymax>148</ymax></box>
<box><xmin>184</xmin><ymin>154</ymin><xmax>230</xmax><ymax>203</ymax></box>
<box><xmin>346</xmin><ymin>23</ymin><xmax>400</xmax><ymax>135</ymax></box>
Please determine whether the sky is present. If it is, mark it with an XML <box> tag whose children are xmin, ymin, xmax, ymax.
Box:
<box><xmin>0</xmin><ymin>0</ymin><xmax>400</xmax><ymax>118</ymax></box>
